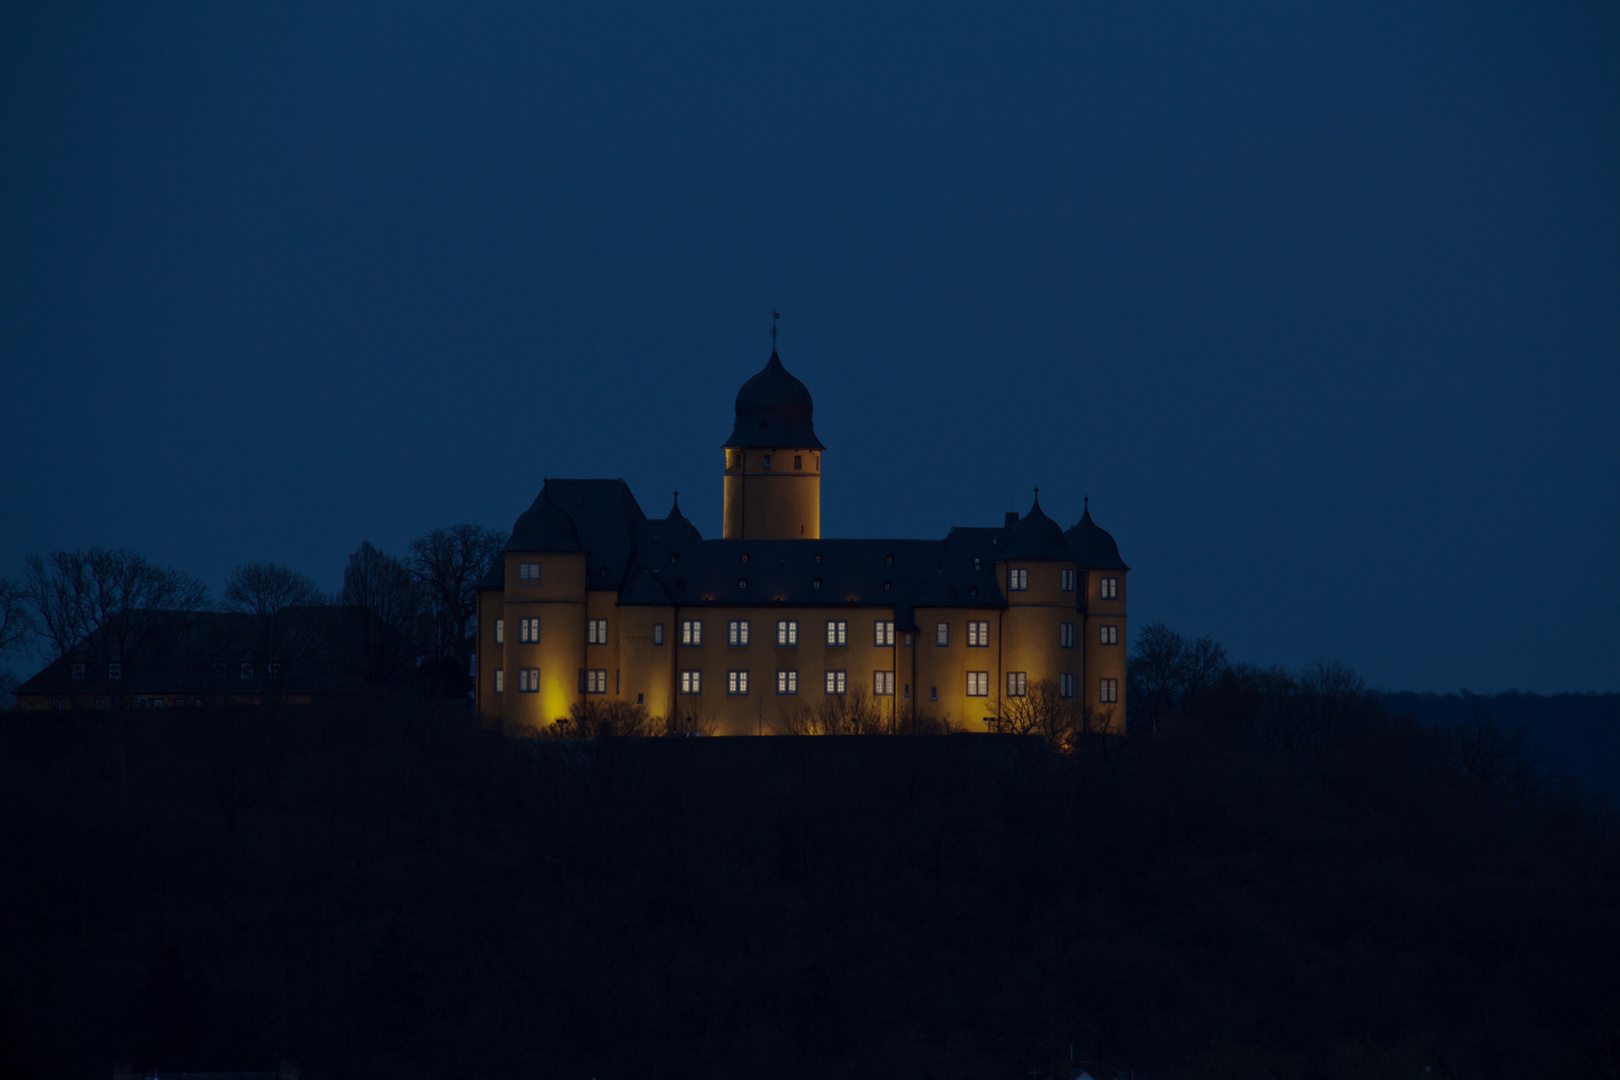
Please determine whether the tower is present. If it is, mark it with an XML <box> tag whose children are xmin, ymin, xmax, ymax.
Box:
<box><xmin>722</xmin><ymin>348</ymin><xmax>824</xmax><ymax>539</ymax></box>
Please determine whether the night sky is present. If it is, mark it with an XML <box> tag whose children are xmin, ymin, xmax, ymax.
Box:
<box><xmin>2</xmin><ymin>3</ymin><xmax>1615</xmax><ymax>693</ymax></box>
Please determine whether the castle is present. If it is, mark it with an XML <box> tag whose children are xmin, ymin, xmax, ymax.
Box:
<box><xmin>475</xmin><ymin>347</ymin><xmax>1129</xmax><ymax>735</ymax></box>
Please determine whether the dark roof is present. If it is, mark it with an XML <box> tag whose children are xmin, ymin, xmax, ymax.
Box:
<box><xmin>503</xmin><ymin>479</ymin><xmax>648</xmax><ymax>590</ymax></box>
<box><xmin>14</xmin><ymin>608</ymin><xmax>366</xmax><ymax>697</ymax></box>
<box><xmin>1065</xmin><ymin>503</ymin><xmax>1130</xmax><ymax>570</ymax></box>
<box><xmin>724</xmin><ymin>349</ymin><xmax>825</xmax><ymax>450</ymax></box>
<box><xmin>1001</xmin><ymin>493</ymin><xmax>1072</xmax><ymax>561</ymax></box>
<box><xmin>504</xmin><ymin>489</ymin><xmax>585</xmax><ymax>555</ymax></box>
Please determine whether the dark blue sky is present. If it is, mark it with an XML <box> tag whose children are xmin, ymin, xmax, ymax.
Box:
<box><xmin>2</xmin><ymin>3</ymin><xmax>1615</xmax><ymax>692</ymax></box>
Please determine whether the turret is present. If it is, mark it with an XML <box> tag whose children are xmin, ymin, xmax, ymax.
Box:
<box><xmin>722</xmin><ymin>348</ymin><xmax>824</xmax><ymax>539</ymax></box>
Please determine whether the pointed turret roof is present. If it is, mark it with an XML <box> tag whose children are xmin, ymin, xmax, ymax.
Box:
<box><xmin>1064</xmin><ymin>500</ymin><xmax>1129</xmax><ymax>570</ymax></box>
<box><xmin>724</xmin><ymin>349</ymin><xmax>824</xmax><ymax>449</ymax></box>
<box><xmin>1001</xmin><ymin>491</ymin><xmax>1072</xmax><ymax>561</ymax></box>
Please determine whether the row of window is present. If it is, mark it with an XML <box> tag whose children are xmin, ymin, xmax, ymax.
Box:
<box><xmin>496</xmin><ymin>617</ymin><xmax>1122</xmax><ymax>649</ymax></box>
<box><xmin>507</xmin><ymin>562</ymin><xmax>1118</xmax><ymax>600</ymax></box>
<box><xmin>72</xmin><ymin>661</ymin><xmax>279</xmax><ymax>681</ymax></box>
<box><xmin>492</xmin><ymin>667</ymin><xmax>1118</xmax><ymax>702</ymax></box>
<box><xmin>49</xmin><ymin>696</ymin><xmax>222</xmax><ymax>709</ymax></box>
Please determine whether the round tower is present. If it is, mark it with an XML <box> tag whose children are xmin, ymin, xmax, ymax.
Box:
<box><xmin>722</xmin><ymin>348</ymin><xmax>824</xmax><ymax>539</ymax></box>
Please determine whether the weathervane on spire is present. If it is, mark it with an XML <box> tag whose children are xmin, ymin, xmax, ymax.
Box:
<box><xmin>771</xmin><ymin>310</ymin><xmax>780</xmax><ymax>349</ymax></box>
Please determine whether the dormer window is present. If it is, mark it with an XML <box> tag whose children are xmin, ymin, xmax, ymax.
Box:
<box><xmin>814</xmin><ymin>553</ymin><xmax>823</xmax><ymax>564</ymax></box>
<box><xmin>738</xmin><ymin>578</ymin><xmax>748</xmax><ymax>590</ymax></box>
<box><xmin>885</xmin><ymin>554</ymin><xmax>893</xmax><ymax>565</ymax></box>
<box><xmin>812</xmin><ymin>578</ymin><xmax>822</xmax><ymax>589</ymax></box>
<box><xmin>973</xmin><ymin>557</ymin><xmax>981</xmax><ymax>571</ymax></box>
<box><xmin>883</xmin><ymin>581</ymin><xmax>892</xmax><ymax>591</ymax></box>
<box><xmin>741</xmin><ymin>553</ymin><xmax>749</xmax><ymax>563</ymax></box>
<box><xmin>670</xmin><ymin>553</ymin><xmax>679</xmax><ymax>564</ymax></box>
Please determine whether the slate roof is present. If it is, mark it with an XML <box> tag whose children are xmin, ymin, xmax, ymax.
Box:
<box><xmin>1064</xmin><ymin>503</ymin><xmax>1131</xmax><ymax>570</ymax></box>
<box><xmin>490</xmin><ymin>480</ymin><xmax>1128</xmax><ymax>614</ymax></box>
<box><xmin>724</xmin><ymin>349</ymin><xmax>824</xmax><ymax>450</ymax></box>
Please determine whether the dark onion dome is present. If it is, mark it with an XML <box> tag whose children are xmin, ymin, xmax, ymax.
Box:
<box><xmin>1064</xmin><ymin>502</ymin><xmax>1130</xmax><ymax>570</ymax></box>
<box><xmin>724</xmin><ymin>349</ymin><xmax>824</xmax><ymax>449</ymax></box>
<box><xmin>504</xmin><ymin>489</ymin><xmax>585</xmax><ymax>553</ymax></box>
<box><xmin>1001</xmin><ymin>492</ymin><xmax>1072</xmax><ymax>561</ymax></box>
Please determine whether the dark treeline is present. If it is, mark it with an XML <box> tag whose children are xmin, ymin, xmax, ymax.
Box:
<box><xmin>1</xmin><ymin>643</ymin><xmax>1617</xmax><ymax>1079</ymax></box>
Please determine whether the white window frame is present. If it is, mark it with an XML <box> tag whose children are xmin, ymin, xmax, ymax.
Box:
<box><xmin>1059</xmin><ymin>673</ymin><xmax>1075</xmax><ymax>698</ymax></box>
<box><xmin>727</xmin><ymin>669</ymin><xmax>749</xmax><ymax>695</ymax></box>
<box><xmin>1006</xmin><ymin>671</ymin><xmax>1027</xmax><ymax>697</ymax></box>
<box><xmin>935</xmin><ymin>622</ymin><xmax>949</xmax><ymax>646</ymax></box>
<box><xmin>584</xmin><ymin>669</ymin><xmax>607</xmax><ymax>693</ymax></box>
<box><xmin>1100</xmin><ymin>677</ymin><xmax>1118</xmax><ymax>703</ymax></box>
<box><xmin>728</xmin><ymin>619</ymin><xmax>750</xmax><ymax>646</ymax></box>
<box><xmin>874</xmin><ymin>671</ymin><xmax>895</xmax><ymax>696</ymax></box>
<box><xmin>777</xmin><ymin>619</ymin><xmax>798</xmax><ymax>645</ymax></box>
<box><xmin>825</xmin><ymin>670</ymin><xmax>847</xmax><ymax>695</ymax></box>
<box><xmin>682</xmin><ymin>620</ymin><xmax>702</xmax><ymax>646</ymax></box>
<box><xmin>874</xmin><ymin>620</ymin><xmax>895</xmax><ymax>646</ymax></box>
<box><xmin>1009</xmin><ymin>567</ymin><xmax>1028</xmax><ymax>591</ymax></box>
<box><xmin>777</xmin><ymin>669</ymin><xmax>798</xmax><ymax>694</ymax></box>
<box><xmin>653</xmin><ymin>623</ymin><xmax>664</xmax><ymax>645</ymax></box>
<box><xmin>587</xmin><ymin>618</ymin><xmax>608</xmax><ymax>645</ymax></box>
<box><xmin>108</xmin><ymin>663</ymin><xmax>121</xmax><ymax>680</ymax></box>
<box><xmin>826</xmin><ymin>620</ymin><xmax>847</xmax><ymax>646</ymax></box>
<box><xmin>680</xmin><ymin>670</ymin><xmax>702</xmax><ymax>694</ymax></box>
<box><xmin>494</xmin><ymin>618</ymin><xmax>505</xmax><ymax>644</ymax></box>
<box><xmin>966</xmin><ymin>671</ymin><xmax>989</xmax><ymax>697</ymax></box>
<box><xmin>518</xmin><ymin>562</ymin><xmax>540</xmax><ymax>581</ymax></box>
<box><xmin>1060</xmin><ymin>621</ymin><xmax>1075</xmax><ymax>648</ymax></box>
<box><xmin>1101</xmin><ymin>576</ymin><xmax>1118</xmax><ymax>600</ymax></box>
<box><xmin>967</xmin><ymin>620</ymin><xmax>989</xmax><ymax>647</ymax></box>
<box><xmin>1101</xmin><ymin>624</ymin><xmax>1118</xmax><ymax>645</ymax></box>
<box><xmin>519</xmin><ymin>668</ymin><xmax>540</xmax><ymax>693</ymax></box>
<box><xmin>520</xmin><ymin>617</ymin><xmax>540</xmax><ymax>644</ymax></box>
<box><xmin>494</xmin><ymin>668</ymin><xmax>504</xmax><ymax>693</ymax></box>
<box><xmin>1061</xmin><ymin>568</ymin><xmax>1075</xmax><ymax>592</ymax></box>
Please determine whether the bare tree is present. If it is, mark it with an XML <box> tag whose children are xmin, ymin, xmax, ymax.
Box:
<box><xmin>339</xmin><ymin>541</ymin><xmax>425</xmax><ymax>687</ymax></box>
<box><xmin>23</xmin><ymin>548</ymin><xmax>208</xmax><ymax>671</ymax></box>
<box><xmin>550</xmin><ymin>699</ymin><xmax>662</xmax><ymax>738</ymax></box>
<box><xmin>407</xmin><ymin>524</ymin><xmax>506</xmax><ymax>692</ymax></box>
<box><xmin>1128</xmin><ymin>621</ymin><xmax>1229</xmax><ymax>733</ymax></box>
<box><xmin>987</xmin><ymin>678</ymin><xmax>1086</xmax><ymax>750</ymax></box>
<box><xmin>667</xmin><ymin>694</ymin><xmax>720</xmax><ymax>736</ymax></box>
<box><xmin>223</xmin><ymin>562</ymin><xmax>328</xmax><ymax>700</ymax></box>
<box><xmin>779</xmin><ymin>687</ymin><xmax>887</xmax><ymax>735</ymax></box>
<box><xmin>0</xmin><ymin>577</ymin><xmax>34</xmax><ymax>657</ymax></box>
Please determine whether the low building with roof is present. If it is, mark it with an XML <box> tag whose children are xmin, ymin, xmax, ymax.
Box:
<box><xmin>476</xmin><ymin>345</ymin><xmax>1129</xmax><ymax>734</ymax></box>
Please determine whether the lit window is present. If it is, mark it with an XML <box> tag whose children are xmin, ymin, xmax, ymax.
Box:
<box><xmin>1059</xmin><ymin>673</ymin><xmax>1075</xmax><ymax>698</ymax></box>
<box><xmin>874</xmin><ymin>671</ymin><xmax>895</xmax><ymax>696</ymax></box>
<box><xmin>494</xmin><ymin>669</ymin><xmax>504</xmax><ymax>693</ymax></box>
<box><xmin>583</xmin><ymin>669</ymin><xmax>607</xmax><ymax>694</ymax></box>
<box><xmin>1100</xmin><ymin>678</ymin><xmax>1118</xmax><ymax>703</ymax></box>
<box><xmin>518</xmin><ymin>617</ymin><xmax>539</xmax><ymax>643</ymax></box>
<box><xmin>935</xmin><ymin>622</ymin><xmax>949</xmax><ymax>646</ymax></box>
<box><xmin>825</xmin><ymin>670</ymin><xmax>847</xmax><ymax>695</ymax></box>
<box><xmin>777</xmin><ymin>619</ymin><xmax>798</xmax><ymax>645</ymax></box>
<box><xmin>1101</xmin><ymin>576</ymin><xmax>1118</xmax><ymax>600</ymax></box>
<box><xmin>518</xmin><ymin>562</ymin><xmax>540</xmax><ymax>581</ymax></box>
<box><xmin>1009</xmin><ymin>568</ymin><xmax>1028</xmax><ymax>591</ymax></box>
<box><xmin>653</xmin><ymin>623</ymin><xmax>664</xmax><ymax>645</ymax></box>
<box><xmin>825</xmin><ymin>620</ymin><xmax>847</xmax><ymax>646</ymax></box>
<box><xmin>1060</xmin><ymin>621</ymin><xmax>1075</xmax><ymax>648</ymax></box>
<box><xmin>728</xmin><ymin>620</ymin><xmax>750</xmax><ymax>646</ymax></box>
<box><xmin>587</xmin><ymin>619</ymin><xmax>608</xmax><ymax>645</ymax></box>
<box><xmin>680</xmin><ymin>670</ymin><xmax>702</xmax><ymax>694</ymax></box>
<box><xmin>240</xmin><ymin>663</ymin><xmax>253</xmax><ymax>679</ymax></box>
<box><xmin>727</xmin><ymin>670</ymin><xmax>749</xmax><ymax>695</ymax></box>
<box><xmin>1061</xmin><ymin>568</ymin><xmax>1075</xmax><ymax>592</ymax></box>
<box><xmin>682</xmin><ymin>620</ymin><xmax>702</xmax><ymax>645</ymax></box>
<box><xmin>494</xmin><ymin>618</ymin><xmax>505</xmax><ymax>644</ymax></box>
<box><xmin>966</xmin><ymin>671</ymin><xmax>989</xmax><ymax>697</ymax></box>
<box><xmin>874</xmin><ymin>621</ymin><xmax>895</xmax><ymax>646</ymax></box>
<box><xmin>967</xmin><ymin>621</ymin><xmax>989</xmax><ymax>647</ymax></box>
<box><xmin>1006</xmin><ymin>672</ymin><xmax>1027</xmax><ymax>697</ymax></box>
<box><xmin>794</xmin><ymin>455</ymin><xmax>802</xmax><ymax>470</ymax></box>
<box><xmin>108</xmin><ymin>663</ymin><xmax>121</xmax><ymax>680</ymax></box>
<box><xmin>777</xmin><ymin>669</ymin><xmax>798</xmax><ymax>694</ymax></box>
<box><xmin>519</xmin><ymin>668</ymin><xmax>539</xmax><ymax>692</ymax></box>
<box><xmin>1100</xmin><ymin>625</ymin><xmax>1118</xmax><ymax>645</ymax></box>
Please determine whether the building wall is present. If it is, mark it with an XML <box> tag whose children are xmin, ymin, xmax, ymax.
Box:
<box><xmin>912</xmin><ymin>607</ymin><xmax>1002</xmax><ymax>730</ymax></box>
<box><xmin>722</xmin><ymin>447</ymin><xmax>821</xmax><ymax>540</ymax></box>
<box><xmin>1081</xmin><ymin>568</ymin><xmax>1129</xmax><ymax>733</ymax></box>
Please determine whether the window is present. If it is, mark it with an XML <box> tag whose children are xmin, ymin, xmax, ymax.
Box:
<box><xmin>727</xmin><ymin>670</ymin><xmax>749</xmax><ymax>695</ymax></box>
<box><xmin>812</xmin><ymin>578</ymin><xmax>821</xmax><ymax>590</ymax></box>
<box><xmin>1100</xmin><ymin>677</ymin><xmax>1119</xmax><ymax>703</ymax></box>
<box><xmin>95</xmin><ymin>698</ymin><xmax>108</xmax><ymax>709</ymax></box>
<box><xmin>682</xmin><ymin>620</ymin><xmax>702</xmax><ymax>645</ymax></box>
<box><xmin>518</xmin><ymin>562</ymin><xmax>540</xmax><ymax>581</ymax></box>
<box><xmin>973</xmin><ymin>557</ymin><xmax>981</xmax><ymax>570</ymax></box>
<box><xmin>904</xmin><ymin>633</ymin><xmax>912</xmax><ymax>647</ymax></box>
<box><xmin>738</xmin><ymin>578</ymin><xmax>748</xmax><ymax>590</ymax></box>
<box><xmin>777</xmin><ymin>619</ymin><xmax>798</xmax><ymax>645</ymax></box>
<box><xmin>762</xmin><ymin>454</ymin><xmax>772</xmax><ymax>469</ymax></box>
<box><xmin>680</xmin><ymin>670</ymin><xmax>702</xmax><ymax>694</ymax></box>
<box><xmin>587</xmin><ymin>618</ymin><xmax>608</xmax><ymax>645</ymax></box>
<box><xmin>1006</xmin><ymin>672</ymin><xmax>1027</xmax><ymax>697</ymax></box>
<box><xmin>151</xmin><ymin>698</ymin><xmax>165</xmax><ymax>708</ymax></box>
<box><xmin>519</xmin><ymin>668</ymin><xmax>539</xmax><ymax>692</ymax></box>
<box><xmin>874</xmin><ymin>620</ymin><xmax>895</xmax><ymax>646</ymax></box>
<box><xmin>967</xmin><ymin>620</ymin><xmax>989</xmax><ymax>647</ymax></box>
<box><xmin>794</xmin><ymin>455</ymin><xmax>802</xmax><ymax>470</ymax></box>
<box><xmin>71</xmin><ymin>662</ymin><xmax>85</xmax><ymax>680</ymax></box>
<box><xmin>653</xmin><ymin>623</ymin><xmax>664</xmax><ymax>645</ymax></box>
<box><xmin>935</xmin><ymin>622</ymin><xmax>949</xmax><ymax>646</ymax></box>
<box><xmin>728</xmin><ymin>619</ymin><xmax>750</xmax><ymax>646</ymax></box>
<box><xmin>929</xmin><ymin>686</ymin><xmax>937</xmax><ymax>701</ymax></box>
<box><xmin>1060</xmin><ymin>621</ymin><xmax>1075</xmax><ymax>648</ymax></box>
<box><xmin>1100</xmin><ymin>624</ymin><xmax>1118</xmax><ymax>645</ymax></box>
<box><xmin>777</xmin><ymin>669</ymin><xmax>798</xmax><ymax>694</ymax></box>
<box><xmin>825</xmin><ymin>620</ymin><xmax>847</xmax><ymax>646</ymax></box>
<box><xmin>494</xmin><ymin>669</ymin><xmax>504</xmax><ymax>693</ymax></box>
<box><xmin>1101</xmin><ymin>576</ymin><xmax>1118</xmax><ymax>600</ymax></box>
<box><xmin>494</xmin><ymin>618</ymin><xmax>505</xmax><ymax>644</ymax></box>
<box><xmin>966</xmin><ymin>671</ymin><xmax>989</xmax><ymax>697</ymax></box>
<box><xmin>240</xmin><ymin>663</ymin><xmax>253</xmax><ymax>679</ymax></box>
<box><xmin>1059</xmin><ymin>673</ymin><xmax>1075</xmax><ymax>698</ymax></box>
<box><xmin>520</xmin><ymin>617</ymin><xmax>540</xmax><ymax>643</ymax></box>
<box><xmin>583</xmin><ymin>669</ymin><xmax>607</xmax><ymax>694</ymax></box>
<box><xmin>1061</xmin><ymin>568</ymin><xmax>1076</xmax><ymax>592</ymax></box>
<box><xmin>1009</xmin><ymin>568</ymin><xmax>1028</xmax><ymax>591</ymax></box>
<box><xmin>108</xmin><ymin>663</ymin><xmax>121</xmax><ymax>680</ymax></box>
<box><xmin>637</xmin><ymin>693</ymin><xmax>644</xmax><ymax>704</ymax></box>
<box><xmin>210</xmin><ymin>662</ymin><xmax>225</xmax><ymax>678</ymax></box>
<box><xmin>172</xmin><ymin>698</ymin><xmax>187</xmax><ymax>707</ymax></box>
<box><xmin>874</xmin><ymin>671</ymin><xmax>895</xmax><ymax>696</ymax></box>
<box><xmin>267</xmin><ymin>662</ymin><xmax>282</xmax><ymax>678</ymax></box>
<box><xmin>51</xmin><ymin>699</ymin><xmax>62</xmax><ymax>710</ymax></box>
<box><xmin>825</xmin><ymin>670</ymin><xmax>847</xmax><ymax>695</ymax></box>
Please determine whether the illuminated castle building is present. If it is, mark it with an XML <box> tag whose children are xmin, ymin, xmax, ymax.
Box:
<box><xmin>475</xmin><ymin>347</ymin><xmax>1129</xmax><ymax>734</ymax></box>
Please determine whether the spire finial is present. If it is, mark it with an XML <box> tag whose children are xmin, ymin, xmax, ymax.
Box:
<box><xmin>770</xmin><ymin>310</ymin><xmax>780</xmax><ymax>349</ymax></box>
<box><xmin>1084</xmin><ymin>495</ymin><xmax>1089</xmax><ymax>508</ymax></box>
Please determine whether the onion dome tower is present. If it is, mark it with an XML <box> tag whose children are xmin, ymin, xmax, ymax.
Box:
<box><xmin>722</xmin><ymin>345</ymin><xmax>824</xmax><ymax>539</ymax></box>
